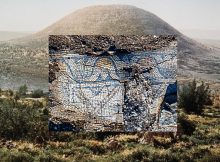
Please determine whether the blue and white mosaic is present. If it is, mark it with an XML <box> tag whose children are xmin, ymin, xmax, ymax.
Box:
<box><xmin>49</xmin><ymin>50</ymin><xmax>177</xmax><ymax>132</ymax></box>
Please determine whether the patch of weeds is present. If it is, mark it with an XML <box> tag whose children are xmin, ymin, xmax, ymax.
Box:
<box><xmin>0</xmin><ymin>150</ymin><xmax>34</xmax><ymax>162</ymax></box>
<box><xmin>199</xmin><ymin>154</ymin><xmax>220</xmax><ymax>162</ymax></box>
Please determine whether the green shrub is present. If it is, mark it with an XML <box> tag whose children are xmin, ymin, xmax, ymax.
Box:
<box><xmin>85</xmin><ymin>143</ymin><xmax>106</xmax><ymax>155</ymax></box>
<box><xmin>191</xmin><ymin>147</ymin><xmax>211</xmax><ymax>160</ymax></box>
<box><xmin>0</xmin><ymin>98</ymin><xmax>49</xmax><ymax>140</ymax></box>
<box><xmin>179</xmin><ymin>79</ymin><xmax>210</xmax><ymax>114</ymax></box>
<box><xmin>1</xmin><ymin>151</ymin><xmax>34</xmax><ymax>162</ymax></box>
<box><xmin>7</xmin><ymin>89</ymin><xmax>14</xmax><ymax>96</ymax></box>
<box><xmin>32</xmin><ymin>89</ymin><xmax>44</xmax><ymax>98</ymax></box>
<box><xmin>126</xmin><ymin>150</ymin><xmax>148</xmax><ymax>161</ymax></box>
<box><xmin>150</xmin><ymin>152</ymin><xmax>179</xmax><ymax>162</ymax></box>
<box><xmin>18</xmin><ymin>84</ymin><xmax>28</xmax><ymax>96</ymax></box>
<box><xmin>74</xmin><ymin>153</ymin><xmax>94</xmax><ymax>162</ymax></box>
<box><xmin>13</xmin><ymin>92</ymin><xmax>20</xmax><ymax>101</ymax></box>
<box><xmin>200</xmin><ymin>154</ymin><xmax>220</xmax><ymax>162</ymax></box>
<box><xmin>35</xmin><ymin>151</ymin><xmax>65</xmax><ymax>162</ymax></box>
<box><xmin>124</xmin><ymin>147</ymin><xmax>151</xmax><ymax>162</ymax></box>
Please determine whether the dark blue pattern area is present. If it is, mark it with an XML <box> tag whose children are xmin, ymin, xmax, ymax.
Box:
<box><xmin>164</xmin><ymin>82</ymin><xmax>177</xmax><ymax>105</ymax></box>
<box><xmin>49</xmin><ymin>121</ymin><xmax>77</xmax><ymax>131</ymax></box>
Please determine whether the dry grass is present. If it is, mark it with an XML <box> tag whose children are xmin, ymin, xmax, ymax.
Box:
<box><xmin>114</xmin><ymin>134</ymin><xmax>138</xmax><ymax>143</ymax></box>
<box><xmin>188</xmin><ymin>114</ymin><xmax>218</xmax><ymax>124</ymax></box>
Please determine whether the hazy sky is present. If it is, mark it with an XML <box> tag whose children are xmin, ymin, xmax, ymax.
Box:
<box><xmin>0</xmin><ymin>0</ymin><xmax>219</xmax><ymax>32</ymax></box>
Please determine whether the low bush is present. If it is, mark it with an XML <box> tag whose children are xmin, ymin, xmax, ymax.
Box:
<box><xmin>0</xmin><ymin>98</ymin><xmax>49</xmax><ymax>140</ymax></box>
<box><xmin>18</xmin><ymin>84</ymin><xmax>28</xmax><ymax>96</ymax></box>
<box><xmin>179</xmin><ymin>79</ymin><xmax>210</xmax><ymax>114</ymax></box>
<box><xmin>0</xmin><ymin>150</ymin><xmax>34</xmax><ymax>162</ymax></box>
<box><xmin>32</xmin><ymin>89</ymin><xmax>44</xmax><ymax>98</ymax></box>
<box><xmin>200</xmin><ymin>154</ymin><xmax>220</xmax><ymax>162</ymax></box>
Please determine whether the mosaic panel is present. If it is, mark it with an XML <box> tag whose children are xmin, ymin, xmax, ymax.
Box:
<box><xmin>49</xmin><ymin>35</ymin><xmax>177</xmax><ymax>132</ymax></box>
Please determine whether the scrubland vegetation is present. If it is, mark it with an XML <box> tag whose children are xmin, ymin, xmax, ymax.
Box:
<box><xmin>0</xmin><ymin>80</ymin><xmax>219</xmax><ymax>162</ymax></box>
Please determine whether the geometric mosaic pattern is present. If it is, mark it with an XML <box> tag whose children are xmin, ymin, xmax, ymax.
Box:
<box><xmin>49</xmin><ymin>36</ymin><xmax>177</xmax><ymax>132</ymax></box>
